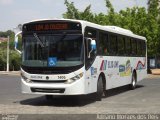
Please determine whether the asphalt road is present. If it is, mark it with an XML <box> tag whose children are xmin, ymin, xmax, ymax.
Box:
<box><xmin>0</xmin><ymin>74</ymin><xmax>160</xmax><ymax>119</ymax></box>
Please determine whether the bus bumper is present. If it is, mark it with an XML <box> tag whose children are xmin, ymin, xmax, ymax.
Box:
<box><xmin>21</xmin><ymin>77</ymin><xmax>86</xmax><ymax>95</ymax></box>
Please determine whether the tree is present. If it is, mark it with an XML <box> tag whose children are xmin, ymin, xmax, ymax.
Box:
<box><xmin>147</xmin><ymin>0</ymin><xmax>160</xmax><ymax>56</ymax></box>
<box><xmin>10</xmin><ymin>50</ymin><xmax>21</xmax><ymax>71</ymax></box>
<box><xmin>0</xmin><ymin>30</ymin><xmax>21</xmax><ymax>71</ymax></box>
<box><xmin>63</xmin><ymin>0</ymin><xmax>95</xmax><ymax>22</ymax></box>
<box><xmin>63</xmin><ymin>0</ymin><xmax>80</xmax><ymax>19</ymax></box>
<box><xmin>148</xmin><ymin>0</ymin><xmax>160</xmax><ymax>18</ymax></box>
<box><xmin>105</xmin><ymin>0</ymin><xmax>120</xmax><ymax>25</ymax></box>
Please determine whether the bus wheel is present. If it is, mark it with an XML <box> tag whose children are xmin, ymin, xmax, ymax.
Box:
<box><xmin>130</xmin><ymin>72</ymin><xmax>137</xmax><ymax>90</ymax></box>
<box><xmin>45</xmin><ymin>95</ymin><xmax>53</xmax><ymax>101</ymax></box>
<box><xmin>96</xmin><ymin>76</ymin><xmax>103</xmax><ymax>101</ymax></box>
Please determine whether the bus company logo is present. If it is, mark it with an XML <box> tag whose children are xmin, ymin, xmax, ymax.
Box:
<box><xmin>108</xmin><ymin>61</ymin><xmax>119</xmax><ymax>68</ymax></box>
<box><xmin>100</xmin><ymin>60</ymin><xmax>107</xmax><ymax>71</ymax></box>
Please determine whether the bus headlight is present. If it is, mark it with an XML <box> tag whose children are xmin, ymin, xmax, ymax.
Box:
<box><xmin>21</xmin><ymin>73</ymin><xmax>32</xmax><ymax>83</ymax></box>
<box><xmin>65</xmin><ymin>72</ymin><xmax>83</xmax><ymax>84</ymax></box>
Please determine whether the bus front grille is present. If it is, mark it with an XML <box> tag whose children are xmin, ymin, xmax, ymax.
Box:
<box><xmin>31</xmin><ymin>80</ymin><xmax>67</xmax><ymax>84</ymax></box>
<box><xmin>31</xmin><ymin>88</ymin><xmax>65</xmax><ymax>93</ymax></box>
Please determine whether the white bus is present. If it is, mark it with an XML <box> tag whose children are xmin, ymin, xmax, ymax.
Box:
<box><xmin>15</xmin><ymin>19</ymin><xmax>147</xmax><ymax>100</ymax></box>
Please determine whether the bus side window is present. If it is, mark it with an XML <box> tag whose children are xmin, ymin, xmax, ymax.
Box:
<box><xmin>142</xmin><ymin>41</ymin><xmax>146</xmax><ymax>56</ymax></box>
<box><xmin>109</xmin><ymin>34</ymin><xmax>117</xmax><ymax>55</ymax></box>
<box><xmin>131</xmin><ymin>39</ymin><xmax>137</xmax><ymax>56</ymax></box>
<box><xmin>99</xmin><ymin>32</ymin><xmax>109</xmax><ymax>56</ymax></box>
<box><xmin>125</xmin><ymin>37</ymin><xmax>131</xmax><ymax>56</ymax></box>
<box><xmin>137</xmin><ymin>40</ymin><xmax>142</xmax><ymax>56</ymax></box>
<box><xmin>118</xmin><ymin>36</ymin><xmax>125</xmax><ymax>56</ymax></box>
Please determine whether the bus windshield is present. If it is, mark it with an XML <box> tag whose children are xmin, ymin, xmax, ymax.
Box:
<box><xmin>22</xmin><ymin>34</ymin><xmax>84</xmax><ymax>67</ymax></box>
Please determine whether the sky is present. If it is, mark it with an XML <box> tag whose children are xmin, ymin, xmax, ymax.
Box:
<box><xmin>0</xmin><ymin>0</ymin><xmax>148</xmax><ymax>31</ymax></box>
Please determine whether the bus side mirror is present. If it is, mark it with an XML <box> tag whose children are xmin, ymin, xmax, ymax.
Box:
<box><xmin>86</xmin><ymin>38</ymin><xmax>96</xmax><ymax>58</ymax></box>
<box><xmin>14</xmin><ymin>31</ymin><xmax>22</xmax><ymax>54</ymax></box>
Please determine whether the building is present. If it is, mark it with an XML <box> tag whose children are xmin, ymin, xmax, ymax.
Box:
<box><xmin>0</xmin><ymin>37</ymin><xmax>7</xmax><ymax>43</ymax></box>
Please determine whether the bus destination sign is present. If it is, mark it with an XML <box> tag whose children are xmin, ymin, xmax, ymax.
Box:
<box><xmin>35</xmin><ymin>23</ymin><xmax>68</xmax><ymax>31</ymax></box>
<box><xmin>23</xmin><ymin>22</ymin><xmax>82</xmax><ymax>32</ymax></box>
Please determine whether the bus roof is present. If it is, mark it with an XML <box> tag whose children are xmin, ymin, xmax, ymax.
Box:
<box><xmin>24</xmin><ymin>18</ymin><xmax>146</xmax><ymax>41</ymax></box>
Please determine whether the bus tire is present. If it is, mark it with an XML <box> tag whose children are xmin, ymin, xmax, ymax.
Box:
<box><xmin>129</xmin><ymin>72</ymin><xmax>137</xmax><ymax>90</ymax></box>
<box><xmin>45</xmin><ymin>95</ymin><xmax>53</xmax><ymax>101</ymax></box>
<box><xmin>96</xmin><ymin>76</ymin><xmax>103</xmax><ymax>101</ymax></box>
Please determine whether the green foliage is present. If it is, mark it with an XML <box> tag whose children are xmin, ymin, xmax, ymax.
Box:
<box><xmin>105</xmin><ymin>0</ymin><xmax>114</xmax><ymax>13</ymax></box>
<box><xmin>9</xmin><ymin>50</ymin><xmax>21</xmax><ymax>71</ymax></box>
<box><xmin>148</xmin><ymin>0</ymin><xmax>160</xmax><ymax>18</ymax></box>
<box><xmin>63</xmin><ymin>0</ymin><xmax>80</xmax><ymax>19</ymax></box>
<box><xmin>63</xmin><ymin>0</ymin><xmax>94</xmax><ymax>21</ymax></box>
<box><xmin>63</xmin><ymin>0</ymin><xmax>160</xmax><ymax>57</ymax></box>
<box><xmin>147</xmin><ymin>0</ymin><xmax>160</xmax><ymax>56</ymax></box>
<box><xmin>0</xmin><ymin>49</ymin><xmax>21</xmax><ymax>71</ymax></box>
<box><xmin>0</xmin><ymin>30</ymin><xmax>21</xmax><ymax>71</ymax></box>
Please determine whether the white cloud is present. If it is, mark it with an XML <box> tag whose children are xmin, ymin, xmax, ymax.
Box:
<box><xmin>0</xmin><ymin>0</ymin><xmax>13</xmax><ymax>5</ymax></box>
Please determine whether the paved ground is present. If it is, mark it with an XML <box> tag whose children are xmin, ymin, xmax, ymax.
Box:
<box><xmin>0</xmin><ymin>71</ymin><xmax>20</xmax><ymax>76</ymax></box>
<box><xmin>0</xmin><ymin>74</ymin><xmax>160</xmax><ymax>116</ymax></box>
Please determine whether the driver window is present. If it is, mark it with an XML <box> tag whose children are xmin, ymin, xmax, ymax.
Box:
<box><xmin>85</xmin><ymin>27</ymin><xmax>97</xmax><ymax>58</ymax></box>
<box><xmin>84</xmin><ymin>27</ymin><xmax>97</xmax><ymax>70</ymax></box>
<box><xmin>85</xmin><ymin>28</ymin><xmax>97</xmax><ymax>40</ymax></box>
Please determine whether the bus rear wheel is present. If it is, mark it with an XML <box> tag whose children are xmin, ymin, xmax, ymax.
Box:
<box><xmin>129</xmin><ymin>72</ymin><xmax>137</xmax><ymax>90</ymax></box>
<box><xmin>96</xmin><ymin>76</ymin><xmax>103</xmax><ymax>101</ymax></box>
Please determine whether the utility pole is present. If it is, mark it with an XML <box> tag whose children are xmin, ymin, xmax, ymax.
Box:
<box><xmin>6</xmin><ymin>36</ymin><xmax>9</xmax><ymax>72</ymax></box>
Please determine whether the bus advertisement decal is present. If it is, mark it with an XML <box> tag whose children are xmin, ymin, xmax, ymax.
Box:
<box><xmin>119</xmin><ymin>60</ymin><xmax>131</xmax><ymax>77</ymax></box>
<box><xmin>91</xmin><ymin>67</ymin><xmax>97</xmax><ymax>75</ymax></box>
<box><xmin>136</xmin><ymin>60</ymin><xmax>146</xmax><ymax>70</ymax></box>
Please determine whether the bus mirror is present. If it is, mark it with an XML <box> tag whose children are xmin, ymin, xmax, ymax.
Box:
<box><xmin>91</xmin><ymin>39</ymin><xmax>96</xmax><ymax>50</ymax></box>
<box><xmin>86</xmin><ymin>38</ymin><xmax>96</xmax><ymax>58</ymax></box>
<box><xmin>14</xmin><ymin>31</ymin><xmax>22</xmax><ymax>54</ymax></box>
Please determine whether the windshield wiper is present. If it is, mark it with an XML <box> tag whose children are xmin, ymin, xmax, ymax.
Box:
<box><xmin>33</xmin><ymin>33</ymin><xmax>45</xmax><ymax>47</ymax></box>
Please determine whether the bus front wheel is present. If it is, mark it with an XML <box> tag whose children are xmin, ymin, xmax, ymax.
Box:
<box><xmin>96</xmin><ymin>76</ymin><xmax>103</xmax><ymax>101</ymax></box>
